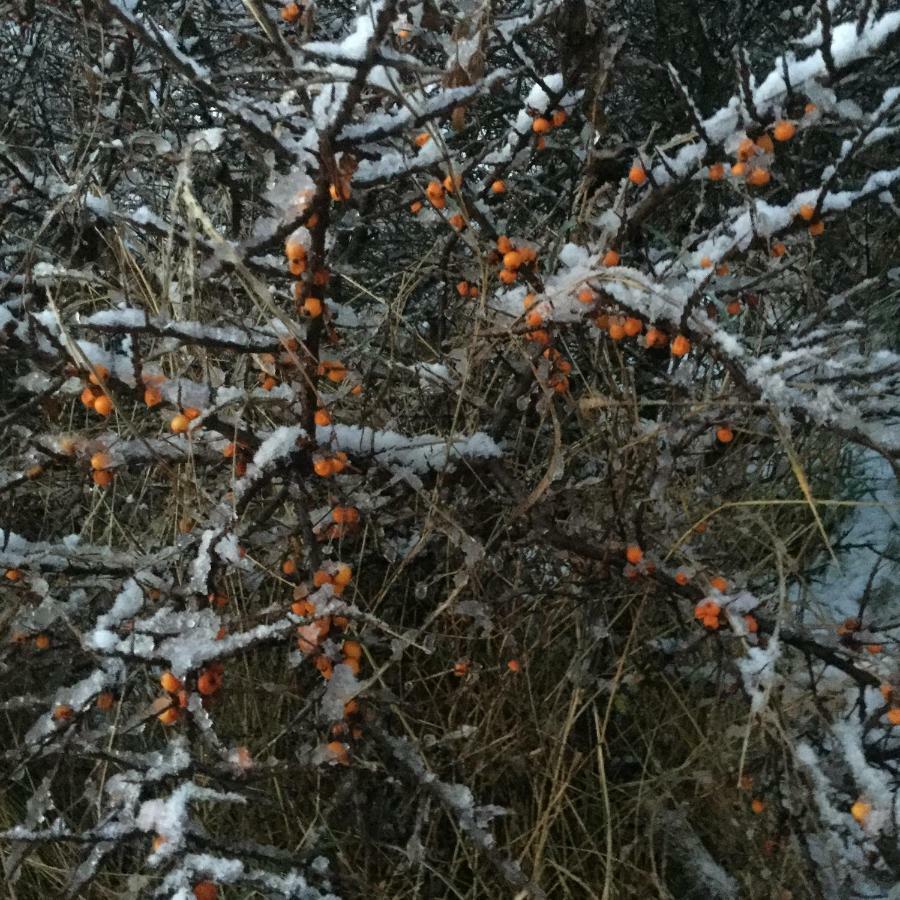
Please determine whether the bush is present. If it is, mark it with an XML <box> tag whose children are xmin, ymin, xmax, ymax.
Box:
<box><xmin>2</xmin><ymin>1</ymin><xmax>899</xmax><ymax>897</ymax></box>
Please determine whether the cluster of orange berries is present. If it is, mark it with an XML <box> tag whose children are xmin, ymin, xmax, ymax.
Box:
<box><xmin>329</xmin><ymin>154</ymin><xmax>357</xmax><ymax>202</ymax></box>
<box><xmin>589</xmin><ymin>304</ymin><xmax>690</xmax><ymax>357</ymax></box>
<box><xmin>529</xmin><ymin>107</ymin><xmax>567</xmax><ymax>150</ymax></box>
<box><xmin>521</xmin><ymin>293</ymin><xmax>550</xmax><ymax>346</ymax></box>
<box><xmin>90</xmin><ymin>450</ymin><xmax>115</xmax><ymax>487</ymax></box>
<box><xmin>285</xmin><ymin>234</ymin><xmax>330</xmax><ymax>319</ymax></box>
<box><xmin>422</xmin><ymin>170</ymin><xmax>463</xmax><ymax>212</ymax></box>
<box><xmin>327</xmin><ymin>695</ymin><xmax>365</xmax><ymax>765</ymax></box>
<box><xmin>312</xmin><ymin>450</ymin><xmax>349</xmax><ymax>477</ymax></box>
<box><xmin>156</xmin><ymin>663</ymin><xmax>225</xmax><ymax>725</ymax></box>
<box><xmin>142</xmin><ymin>372</ymin><xmax>165</xmax><ymax>407</ymax></box>
<box><xmin>456</xmin><ymin>280</ymin><xmax>480</xmax><ymax>298</ymax></box>
<box><xmin>492</xmin><ymin>234</ymin><xmax>538</xmax><ymax>286</ymax></box>
<box><xmin>222</xmin><ymin>440</ymin><xmax>249</xmax><ymax>477</ymax></box>
<box><xmin>542</xmin><ymin>346</ymin><xmax>573</xmax><ymax>394</ymax></box>
<box><xmin>170</xmin><ymin>406</ymin><xmax>201</xmax><ymax>434</ymax></box>
<box><xmin>694</xmin><ymin>600</ymin><xmax>721</xmax><ymax>629</ymax></box>
<box><xmin>78</xmin><ymin>365</ymin><xmax>114</xmax><ymax>416</ymax></box>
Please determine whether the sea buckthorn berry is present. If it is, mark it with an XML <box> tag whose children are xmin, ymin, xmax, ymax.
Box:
<box><xmin>280</xmin><ymin>2</ymin><xmax>300</xmax><ymax>23</ymax></box>
<box><xmin>700</xmin><ymin>256</ymin><xmax>713</xmax><ymax>269</ymax></box>
<box><xmin>96</xmin><ymin>691</ymin><xmax>114</xmax><ymax>711</ymax></box>
<box><xmin>726</xmin><ymin>299</ymin><xmax>741</xmax><ymax>315</ymax></box>
<box><xmin>282</xmin><ymin>559</ymin><xmax>297</xmax><ymax>575</ymax></box>
<box><xmin>551</xmin><ymin>109</ymin><xmax>567</xmax><ymax>127</ymax></box>
<box><xmin>851</xmin><ymin>800</ymin><xmax>871</xmax><ymax>824</ymax></box>
<box><xmin>671</xmin><ymin>335</ymin><xmax>691</xmax><ymax>357</ymax></box>
<box><xmin>887</xmin><ymin>708</ymin><xmax>900</xmax><ymax>726</ymax></box>
<box><xmin>809</xmin><ymin>220</ymin><xmax>825</xmax><ymax>236</ymax></box>
<box><xmin>577</xmin><ymin>288</ymin><xmax>595</xmax><ymax>304</ymax></box>
<box><xmin>645</xmin><ymin>327</ymin><xmax>667</xmax><ymax>348</ymax></box>
<box><xmin>525</xmin><ymin>310</ymin><xmax>543</xmax><ymax>329</ymax></box>
<box><xmin>744</xmin><ymin>615</ymin><xmax>759</xmax><ymax>634</ymax></box>
<box><xmin>608</xmin><ymin>320</ymin><xmax>625</xmax><ymax>341</ymax></box>
<box><xmin>623</xmin><ymin>317</ymin><xmax>642</xmax><ymax>337</ymax></box>
<box><xmin>303</xmin><ymin>297</ymin><xmax>323</xmax><ymax>317</ymax></box>
<box><xmin>771</xmin><ymin>242</ymin><xmax>786</xmax><ymax>257</ymax></box>
<box><xmin>144</xmin><ymin>386</ymin><xmax>163</xmax><ymax>407</ymax></box>
<box><xmin>93</xmin><ymin>395</ymin><xmax>113</xmax><ymax>416</ymax></box>
<box><xmin>710</xmin><ymin>576</ymin><xmax>728</xmax><ymax>592</ymax></box>
<box><xmin>866</xmin><ymin>643</ymin><xmax>883</xmax><ymax>655</ymax></box>
<box><xmin>707</xmin><ymin>163</ymin><xmax>725</xmax><ymax>181</ymax></box>
<box><xmin>507</xmin><ymin>659</ymin><xmax>521</xmax><ymax>673</ymax></box>
<box><xmin>158</xmin><ymin>706</ymin><xmax>179</xmax><ymax>725</ymax></box>
<box><xmin>92</xmin><ymin>470</ymin><xmax>113</xmax><ymax>487</ymax></box>
<box><xmin>193</xmin><ymin>882</ymin><xmax>218</xmax><ymax>900</ymax></box>
<box><xmin>798</xmin><ymin>203</ymin><xmax>815</xmax><ymax>221</ymax></box>
<box><xmin>183</xmin><ymin>407</ymin><xmax>201</xmax><ymax>420</ymax></box>
<box><xmin>716</xmin><ymin>426</ymin><xmax>734</xmax><ymax>443</ymax></box>
<box><xmin>716</xmin><ymin>263</ymin><xmax>730</xmax><ymax>276</ymax></box>
<box><xmin>314</xmin><ymin>408</ymin><xmax>332</xmax><ymax>427</ymax></box>
<box><xmin>313</xmin><ymin>569</ymin><xmax>333</xmax><ymax>588</ymax></box>
<box><xmin>414</xmin><ymin>132</ymin><xmax>430</xmax><ymax>148</ymax></box>
<box><xmin>496</xmin><ymin>235</ymin><xmax>512</xmax><ymax>253</ymax></box>
<box><xmin>730</xmin><ymin>161</ymin><xmax>747</xmax><ymax>177</ymax></box>
<box><xmin>503</xmin><ymin>250</ymin><xmax>524</xmax><ymax>270</ymax></box>
<box><xmin>289</xmin><ymin>258</ymin><xmax>307</xmax><ymax>276</ymax></box>
<box><xmin>628</xmin><ymin>165</ymin><xmax>647</xmax><ymax>185</ymax></box>
<box><xmin>333</xmin><ymin>564</ymin><xmax>352</xmax><ymax>587</ymax></box>
<box><xmin>747</xmin><ymin>167</ymin><xmax>771</xmax><ymax>186</ymax></box>
<box><xmin>674</xmin><ymin>571</ymin><xmax>689</xmax><ymax>586</ymax></box>
<box><xmin>5</xmin><ymin>568</ymin><xmax>21</xmax><ymax>582</ymax></box>
<box><xmin>342</xmin><ymin>639</ymin><xmax>362</xmax><ymax>659</ymax></box>
<box><xmin>625</xmin><ymin>545</ymin><xmax>643</xmax><ymax>565</ymax></box>
<box><xmin>53</xmin><ymin>704</ymin><xmax>74</xmax><ymax>721</ymax></box>
<box><xmin>160</xmin><ymin>672</ymin><xmax>182</xmax><ymax>693</ymax></box>
<box><xmin>773</xmin><ymin>120</ymin><xmax>796</xmax><ymax>141</ymax></box>
<box><xmin>694</xmin><ymin>600</ymin><xmax>721</xmax><ymax>629</ymax></box>
<box><xmin>457</xmin><ymin>280</ymin><xmax>469</xmax><ymax>297</ymax></box>
<box><xmin>410</xmin><ymin>200</ymin><xmax>423</xmax><ymax>214</ymax></box>
<box><xmin>499</xmin><ymin>268</ymin><xmax>517</xmax><ymax>285</ymax></box>
<box><xmin>736</xmin><ymin>137</ymin><xmax>755</xmax><ymax>161</ymax></box>
<box><xmin>453</xmin><ymin>660</ymin><xmax>469</xmax><ymax>677</ymax></box>
<box><xmin>170</xmin><ymin>414</ymin><xmax>189</xmax><ymax>433</ymax></box>
<box><xmin>755</xmin><ymin>133</ymin><xmax>774</xmax><ymax>154</ymax></box>
<box><xmin>532</xmin><ymin>117</ymin><xmax>552</xmax><ymax>134</ymax></box>
<box><xmin>490</xmin><ymin>179</ymin><xmax>506</xmax><ymax>194</ymax></box>
<box><xmin>443</xmin><ymin>172</ymin><xmax>462</xmax><ymax>193</ymax></box>
<box><xmin>197</xmin><ymin>669</ymin><xmax>222</xmax><ymax>696</ymax></box>
<box><xmin>35</xmin><ymin>633</ymin><xmax>50</xmax><ymax>650</ymax></box>
<box><xmin>326</xmin><ymin>740</ymin><xmax>350</xmax><ymax>765</ymax></box>
<box><xmin>87</xmin><ymin>365</ymin><xmax>109</xmax><ymax>386</ymax></box>
<box><xmin>91</xmin><ymin>452</ymin><xmax>112</xmax><ymax>471</ymax></box>
<box><xmin>602</xmin><ymin>249</ymin><xmax>620</xmax><ymax>266</ymax></box>
<box><xmin>751</xmin><ymin>798</ymin><xmax>765</xmax><ymax>814</ymax></box>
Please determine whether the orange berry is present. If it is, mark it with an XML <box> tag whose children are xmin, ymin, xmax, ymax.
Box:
<box><xmin>443</xmin><ymin>173</ymin><xmax>462</xmax><ymax>193</ymax></box>
<box><xmin>222</xmin><ymin>442</ymin><xmax>237</xmax><ymax>459</ymax></box>
<box><xmin>674</xmin><ymin>571</ymin><xmax>689</xmax><ymax>586</ymax></box>
<box><xmin>628</xmin><ymin>165</ymin><xmax>647</xmax><ymax>185</ymax></box>
<box><xmin>809</xmin><ymin>220</ymin><xmax>825</xmax><ymax>236</ymax></box>
<box><xmin>525</xmin><ymin>309</ymin><xmax>544</xmax><ymax>329</ymax></box>
<box><xmin>292</xmin><ymin>599</ymin><xmax>316</xmax><ymax>617</ymax></box>
<box><xmin>671</xmin><ymin>335</ymin><xmax>691</xmax><ymax>357</ymax></box>
<box><xmin>755</xmin><ymin>133</ymin><xmax>774</xmax><ymax>154</ymax></box>
<box><xmin>772</xmin><ymin>120</ymin><xmax>796</xmax><ymax>142</ymax></box>
<box><xmin>197</xmin><ymin>670</ymin><xmax>221</xmax><ymax>696</ymax></box>
<box><xmin>577</xmin><ymin>288</ymin><xmax>595</xmax><ymax>304</ymax></box>
<box><xmin>503</xmin><ymin>250</ymin><xmax>524</xmax><ymax>270</ymax></box>
<box><xmin>726</xmin><ymin>300</ymin><xmax>741</xmax><ymax>315</ymax></box>
<box><xmin>93</xmin><ymin>395</ymin><xmax>113</xmax><ymax>416</ymax></box>
<box><xmin>261</xmin><ymin>375</ymin><xmax>277</xmax><ymax>391</ymax></box>
<box><xmin>144</xmin><ymin>386</ymin><xmax>163</xmax><ymax>407</ymax></box>
<box><xmin>160</xmin><ymin>672</ymin><xmax>182</xmax><ymax>693</ymax></box>
<box><xmin>851</xmin><ymin>800</ymin><xmax>871</xmax><ymax>824</ymax></box>
<box><xmin>522</xmin><ymin>293</ymin><xmax>537</xmax><ymax>310</ymax></box>
<box><xmin>707</xmin><ymin>163</ymin><xmax>725</xmax><ymax>181</ymax></box>
<box><xmin>747</xmin><ymin>167</ymin><xmax>771</xmax><ymax>187</ymax></box>
<box><xmin>804</xmin><ymin>102</ymin><xmax>817</xmax><ymax>115</ymax></box>
<box><xmin>193</xmin><ymin>882</ymin><xmax>218</xmax><ymax>900</ymax></box>
<box><xmin>326</xmin><ymin>740</ymin><xmax>350</xmax><ymax>765</ymax></box>
<box><xmin>499</xmin><ymin>268</ymin><xmax>517</xmax><ymax>285</ymax></box>
<box><xmin>490</xmin><ymin>179</ymin><xmax>506</xmax><ymax>194</ymax></box>
<box><xmin>751</xmin><ymin>798</ymin><xmax>765</xmax><ymax>814</ymax></box>
<box><xmin>880</xmin><ymin>683</ymin><xmax>893</xmax><ymax>701</ymax></box>
<box><xmin>736</xmin><ymin>137</ymin><xmax>755</xmax><ymax>161</ymax></box>
<box><xmin>280</xmin><ymin>2</ymin><xmax>300</xmax><ymax>23</ymax></box>
<box><xmin>798</xmin><ymin>203</ymin><xmax>815</xmax><ymax>221</ymax></box>
<box><xmin>183</xmin><ymin>407</ymin><xmax>201</xmax><ymax>420</ymax></box>
<box><xmin>507</xmin><ymin>659</ymin><xmax>521</xmax><ymax>673</ymax></box>
<box><xmin>602</xmin><ymin>249</ymin><xmax>620</xmax><ymax>266</ymax></box>
<box><xmin>92</xmin><ymin>470</ymin><xmax>113</xmax><ymax>487</ymax></box>
<box><xmin>81</xmin><ymin>385</ymin><xmax>98</xmax><ymax>408</ymax></box>
<box><xmin>96</xmin><ymin>691</ymin><xmax>115</xmax><ymax>711</ymax></box>
<box><xmin>887</xmin><ymin>708</ymin><xmax>900</xmax><ymax>726</ymax></box>
<box><xmin>532</xmin><ymin>117</ymin><xmax>552</xmax><ymax>134</ymax></box>
<box><xmin>314</xmin><ymin>408</ymin><xmax>332</xmax><ymax>427</ymax></box>
<box><xmin>710</xmin><ymin>576</ymin><xmax>728</xmax><ymax>592</ymax></box>
<box><xmin>551</xmin><ymin>109</ymin><xmax>567</xmax><ymax>127</ymax></box>
<box><xmin>623</xmin><ymin>317</ymin><xmax>642</xmax><ymax>337</ymax></box>
<box><xmin>730</xmin><ymin>161</ymin><xmax>747</xmax><ymax>177</ymax></box>
<box><xmin>625</xmin><ymin>545</ymin><xmax>643</xmax><ymax>565</ymax></box>
<box><xmin>53</xmin><ymin>704</ymin><xmax>74</xmax><ymax>721</ymax></box>
<box><xmin>314</xmin><ymin>655</ymin><xmax>334</xmax><ymax>680</ymax></box>
<box><xmin>342</xmin><ymin>639</ymin><xmax>362</xmax><ymax>659</ymax></box>
<box><xmin>289</xmin><ymin>257</ymin><xmax>307</xmax><ymax>276</ymax></box>
<box><xmin>170</xmin><ymin>414</ymin><xmax>190</xmax><ymax>433</ymax></box>
<box><xmin>303</xmin><ymin>297</ymin><xmax>323</xmax><ymax>317</ymax></box>
<box><xmin>771</xmin><ymin>242</ymin><xmax>786</xmax><ymax>257</ymax></box>
<box><xmin>699</xmin><ymin>256</ymin><xmax>713</xmax><ymax>269</ymax></box>
<box><xmin>158</xmin><ymin>706</ymin><xmax>179</xmax><ymax>726</ymax></box>
<box><xmin>282</xmin><ymin>559</ymin><xmax>297</xmax><ymax>576</ymax></box>
<box><xmin>716</xmin><ymin>264</ymin><xmax>730</xmax><ymax>276</ymax></box>
<box><xmin>866</xmin><ymin>644</ymin><xmax>883</xmax><ymax>655</ymax></box>
<box><xmin>716</xmin><ymin>426</ymin><xmax>734</xmax><ymax>443</ymax></box>
<box><xmin>90</xmin><ymin>452</ymin><xmax>112</xmax><ymax>471</ymax></box>
<box><xmin>35</xmin><ymin>633</ymin><xmax>50</xmax><ymax>650</ymax></box>
<box><xmin>448</xmin><ymin>213</ymin><xmax>466</xmax><ymax>231</ymax></box>
<box><xmin>333</xmin><ymin>564</ymin><xmax>352</xmax><ymax>587</ymax></box>
<box><xmin>453</xmin><ymin>660</ymin><xmax>469</xmax><ymax>677</ymax></box>
<box><xmin>645</xmin><ymin>327</ymin><xmax>666</xmax><ymax>348</ymax></box>
<box><xmin>87</xmin><ymin>365</ymin><xmax>109</xmax><ymax>386</ymax></box>
<box><xmin>410</xmin><ymin>200</ymin><xmax>423</xmax><ymax>214</ymax></box>
<box><xmin>457</xmin><ymin>280</ymin><xmax>470</xmax><ymax>297</ymax></box>
<box><xmin>744</xmin><ymin>614</ymin><xmax>759</xmax><ymax>634</ymax></box>
<box><xmin>608</xmin><ymin>321</ymin><xmax>625</xmax><ymax>341</ymax></box>
<box><xmin>414</xmin><ymin>132</ymin><xmax>430</xmax><ymax>148</ymax></box>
